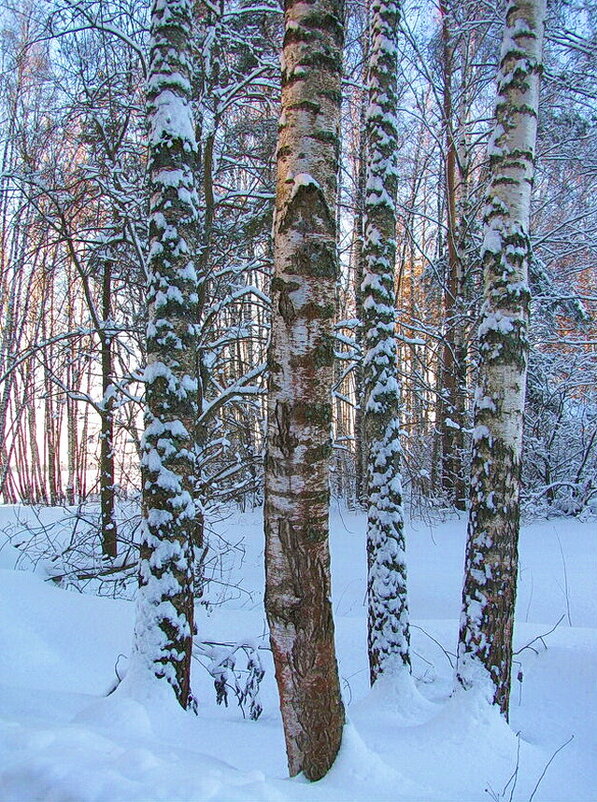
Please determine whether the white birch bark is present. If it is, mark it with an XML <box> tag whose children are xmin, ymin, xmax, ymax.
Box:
<box><xmin>456</xmin><ymin>0</ymin><xmax>546</xmax><ymax>716</ymax></box>
<box><xmin>264</xmin><ymin>0</ymin><xmax>345</xmax><ymax>780</ymax></box>
<box><xmin>362</xmin><ymin>0</ymin><xmax>411</xmax><ymax>682</ymax></box>
<box><xmin>127</xmin><ymin>0</ymin><xmax>201</xmax><ymax>709</ymax></box>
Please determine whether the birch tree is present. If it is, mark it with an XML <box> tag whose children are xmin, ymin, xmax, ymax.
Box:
<box><xmin>127</xmin><ymin>0</ymin><xmax>200</xmax><ymax>708</ymax></box>
<box><xmin>456</xmin><ymin>0</ymin><xmax>547</xmax><ymax>716</ymax></box>
<box><xmin>362</xmin><ymin>0</ymin><xmax>410</xmax><ymax>683</ymax></box>
<box><xmin>264</xmin><ymin>0</ymin><xmax>345</xmax><ymax>780</ymax></box>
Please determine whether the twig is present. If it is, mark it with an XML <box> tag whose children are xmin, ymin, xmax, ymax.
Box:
<box><xmin>194</xmin><ymin>638</ymin><xmax>271</xmax><ymax>652</ymax></box>
<box><xmin>114</xmin><ymin>653</ymin><xmax>128</xmax><ymax>682</ymax></box>
<box><xmin>49</xmin><ymin>561</ymin><xmax>138</xmax><ymax>582</ymax></box>
<box><xmin>513</xmin><ymin>615</ymin><xmax>565</xmax><ymax>656</ymax></box>
<box><xmin>341</xmin><ymin>676</ymin><xmax>353</xmax><ymax>705</ymax></box>
<box><xmin>412</xmin><ymin>648</ymin><xmax>434</xmax><ymax>668</ymax></box>
<box><xmin>555</xmin><ymin>532</ymin><xmax>573</xmax><ymax>626</ymax></box>
<box><xmin>504</xmin><ymin>732</ymin><xmax>521</xmax><ymax>802</ymax></box>
<box><xmin>411</xmin><ymin>624</ymin><xmax>456</xmax><ymax>668</ymax></box>
<box><xmin>485</xmin><ymin>732</ymin><xmax>522</xmax><ymax>802</ymax></box>
<box><xmin>528</xmin><ymin>735</ymin><xmax>574</xmax><ymax>802</ymax></box>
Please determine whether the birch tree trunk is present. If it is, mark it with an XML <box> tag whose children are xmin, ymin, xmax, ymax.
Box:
<box><xmin>128</xmin><ymin>0</ymin><xmax>201</xmax><ymax>709</ymax></box>
<box><xmin>363</xmin><ymin>0</ymin><xmax>410</xmax><ymax>682</ymax></box>
<box><xmin>264</xmin><ymin>0</ymin><xmax>345</xmax><ymax>779</ymax></box>
<box><xmin>456</xmin><ymin>0</ymin><xmax>546</xmax><ymax>717</ymax></box>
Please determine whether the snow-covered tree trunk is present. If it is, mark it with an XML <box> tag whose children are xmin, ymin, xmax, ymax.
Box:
<box><xmin>264</xmin><ymin>0</ymin><xmax>345</xmax><ymax>780</ymax></box>
<box><xmin>129</xmin><ymin>0</ymin><xmax>201</xmax><ymax>709</ymax></box>
<box><xmin>363</xmin><ymin>0</ymin><xmax>410</xmax><ymax>683</ymax></box>
<box><xmin>456</xmin><ymin>0</ymin><xmax>546</xmax><ymax>716</ymax></box>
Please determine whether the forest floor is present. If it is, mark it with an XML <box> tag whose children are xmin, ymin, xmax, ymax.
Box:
<box><xmin>0</xmin><ymin>503</ymin><xmax>595</xmax><ymax>801</ymax></box>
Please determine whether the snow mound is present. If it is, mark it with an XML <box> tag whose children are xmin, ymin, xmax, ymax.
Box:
<box><xmin>0</xmin><ymin>505</ymin><xmax>595</xmax><ymax>801</ymax></box>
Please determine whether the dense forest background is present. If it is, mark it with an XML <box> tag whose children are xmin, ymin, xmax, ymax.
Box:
<box><xmin>0</xmin><ymin>0</ymin><xmax>594</xmax><ymax>535</ymax></box>
<box><xmin>0</xmin><ymin>0</ymin><xmax>595</xmax><ymax>795</ymax></box>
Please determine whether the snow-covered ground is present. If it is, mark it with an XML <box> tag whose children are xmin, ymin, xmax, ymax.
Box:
<box><xmin>0</xmin><ymin>503</ymin><xmax>595</xmax><ymax>801</ymax></box>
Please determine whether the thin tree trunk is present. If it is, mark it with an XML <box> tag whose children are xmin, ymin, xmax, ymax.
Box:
<box><xmin>363</xmin><ymin>0</ymin><xmax>410</xmax><ymax>682</ymax></box>
<box><xmin>353</xmin><ymin>94</ymin><xmax>367</xmax><ymax>509</ymax></box>
<box><xmin>456</xmin><ymin>0</ymin><xmax>546</xmax><ymax>717</ymax></box>
<box><xmin>439</xmin><ymin>0</ymin><xmax>467</xmax><ymax>510</ymax></box>
<box><xmin>28</xmin><ymin>397</ymin><xmax>45</xmax><ymax>504</ymax></box>
<box><xmin>44</xmin><ymin>386</ymin><xmax>57</xmax><ymax>506</ymax></box>
<box><xmin>100</xmin><ymin>253</ymin><xmax>118</xmax><ymax>557</ymax></box>
<box><xmin>264</xmin><ymin>0</ymin><xmax>345</xmax><ymax>780</ymax></box>
<box><xmin>79</xmin><ymin>363</ymin><xmax>92</xmax><ymax>501</ymax></box>
<box><xmin>128</xmin><ymin>0</ymin><xmax>201</xmax><ymax>709</ymax></box>
<box><xmin>65</xmin><ymin>275</ymin><xmax>77</xmax><ymax>506</ymax></box>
